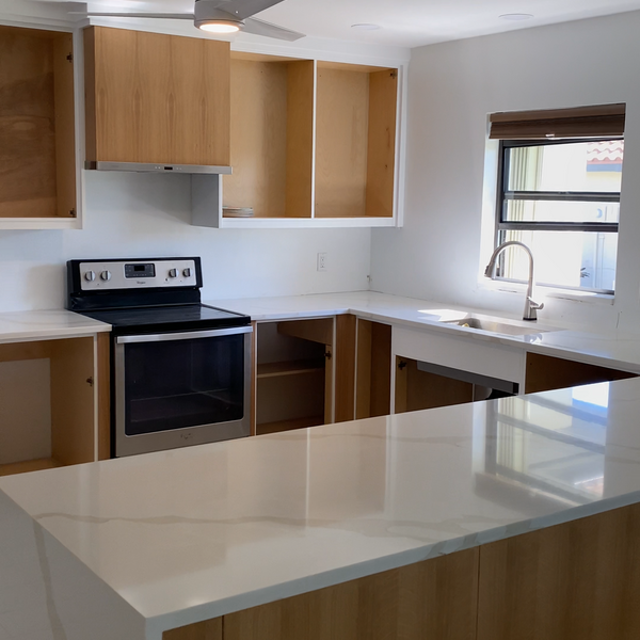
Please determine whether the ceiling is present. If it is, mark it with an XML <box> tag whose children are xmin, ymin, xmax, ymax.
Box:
<box><xmin>16</xmin><ymin>0</ymin><xmax>640</xmax><ymax>48</ymax></box>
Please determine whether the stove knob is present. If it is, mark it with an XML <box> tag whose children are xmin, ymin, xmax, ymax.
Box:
<box><xmin>168</xmin><ymin>268</ymin><xmax>178</xmax><ymax>278</ymax></box>
<box><xmin>182</xmin><ymin>268</ymin><xmax>192</xmax><ymax>277</ymax></box>
<box><xmin>84</xmin><ymin>270</ymin><xmax>96</xmax><ymax>282</ymax></box>
<box><xmin>100</xmin><ymin>270</ymin><xmax>112</xmax><ymax>282</ymax></box>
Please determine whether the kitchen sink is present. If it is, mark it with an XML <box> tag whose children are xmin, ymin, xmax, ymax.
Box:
<box><xmin>440</xmin><ymin>314</ymin><xmax>557</xmax><ymax>336</ymax></box>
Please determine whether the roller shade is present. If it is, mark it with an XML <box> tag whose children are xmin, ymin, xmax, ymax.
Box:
<box><xmin>489</xmin><ymin>103</ymin><xmax>625</xmax><ymax>140</ymax></box>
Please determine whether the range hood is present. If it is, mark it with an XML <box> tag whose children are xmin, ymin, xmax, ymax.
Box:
<box><xmin>84</xmin><ymin>161</ymin><xmax>232</xmax><ymax>175</ymax></box>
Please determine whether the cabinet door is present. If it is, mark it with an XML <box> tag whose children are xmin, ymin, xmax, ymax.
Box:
<box><xmin>84</xmin><ymin>27</ymin><xmax>230</xmax><ymax>166</ymax></box>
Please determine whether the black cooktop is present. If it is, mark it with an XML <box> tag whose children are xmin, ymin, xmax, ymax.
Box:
<box><xmin>80</xmin><ymin>304</ymin><xmax>251</xmax><ymax>335</ymax></box>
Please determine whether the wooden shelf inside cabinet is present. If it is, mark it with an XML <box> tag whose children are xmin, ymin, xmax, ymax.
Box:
<box><xmin>0</xmin><ymin>26</ymin><xmax>76</xmax><ymax>221</ymax></box>
<box><xmin>257</xmin><ymin>416</ymin><xmax>324</xmax><ymax>436</ymax></box>
<box><xmin>315</xmin><ymin>61</ymin><xmax>398</xmax><ymax>219</ymax></box>
<box><xmin>257</xmin><ymin>359</ymin><xmax>326</xmax><ymax>379</ymax></box>
<box><xmin>224</xmin><ymin>52</ymin><xmax>314</xmax><ymax>219</ymax></box>
<box><xmin>0</xmin><ymin>457</ymin><xmax>63</xmax><ymax>477</ymax></box>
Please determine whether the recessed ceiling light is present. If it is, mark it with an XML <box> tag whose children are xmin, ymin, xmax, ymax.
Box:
<box><xmin>351</xmin><ymin>23</ymin><xmax>381</xmax><ymax>30</ymax></box>
<box><xmin>499</xmin><ymin>13</ymin><xmax>534</xmax><ymax>21</ymax></box>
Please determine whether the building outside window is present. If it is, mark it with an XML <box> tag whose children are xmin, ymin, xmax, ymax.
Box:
<box><xmin>489</xmin><ymin>104</ymin><xmax>625</xmax><ymax>294</ymax></box>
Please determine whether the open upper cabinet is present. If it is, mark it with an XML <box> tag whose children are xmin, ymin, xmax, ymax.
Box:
<box><xmin>193</xmin><ymin>52</ymin><xmax>401</xmax><ymax>228</ymax></box>
<box><xmin>0</xmin><ymin>25</ymin><xmax>79</xmax><ymax>230</ymax></box>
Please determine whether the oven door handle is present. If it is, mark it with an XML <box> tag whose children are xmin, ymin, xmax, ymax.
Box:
<box><xmin>115</xmin><ymin>325</ymin><xmax>253</xmax><ymax>344</ymax></box>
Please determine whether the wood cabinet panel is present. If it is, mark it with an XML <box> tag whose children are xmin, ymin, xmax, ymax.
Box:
<box><xmin>223</xmin><ymin>548</ymin><xmax>479</xmax><ymax>640</ymax></box>
<box><xmin>335</xmin><ymin>314</ymin><xmax>357</xmax><ymax>422</ymax></box>
<box><xmin>356</xmin><ymin>320</ymin><xmax>391</xmax><ymax>419</ymax></box>
<box><xmin>366</xmin><ymin>69</ymin><xmax>398</xmax><ymax>218</ymax></box>
<box><xmin>315</xmin><ymin>66</ymin><xmax>369</xmax><ymax>218</ymax></box>
<box><xmin>477</xmin><ymin>503</ymin><xmax>640</xmax><ymax>640</ymax></box>
<box><xmin>97</xmin><ymin>332</ymin><xmax>111</xmax><ymax>460</ymax></box>
<box><xmin>315</xmin><ymin>62</ymin><xmax>397</xmax><ymax>219</ymax></box>
<box><xmin>0</xmin><ymin>337</ymin><xmax>96</xmax><ymax>474</ymax></box>
<box><xmin>525</xmin><ymin>351</ymin><xmax>636</xmax><ymax>394</ymax></box>
<box><xmin>395</xmin><ymin>357</ymin><xmax>473</xmax><ymax>413</ymax></box>
<box><xmin>0</xmin><ymin>26</ymin><xmax>76</xmax><ymax>220</ymax></box>
<box><xmin>225</xmin><ymin>55</ymin><xmax>314</xmax><ymax>219</ymax></box>
<box><xmin>85</xmin><ymin>27</ymin><xmax>230</xmax><ymax>166</ymax></box>
<box><xmin>163</xmin><ymin>619</ymin><xmax>222</xmax><ymax>640</ymax></box>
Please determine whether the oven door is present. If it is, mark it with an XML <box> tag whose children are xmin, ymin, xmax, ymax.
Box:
<box><xmin>114</xmin><ymin>326</ymin><xmax>252</xmax><ymax>457</ymax></box>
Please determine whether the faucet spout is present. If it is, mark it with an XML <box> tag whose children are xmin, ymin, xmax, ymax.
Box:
<box><xmin>484</xmin><ymin>241</ymin><xmax>544</xmax><ymax>321</ymax></box>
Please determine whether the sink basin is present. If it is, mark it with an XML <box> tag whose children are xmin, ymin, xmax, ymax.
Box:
<box><xmin>441</xmin><ymin>315</ymin><xmax>555</xmax><ymax>337</ymax></box>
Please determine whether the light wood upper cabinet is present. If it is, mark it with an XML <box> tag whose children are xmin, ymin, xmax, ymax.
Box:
<box><xmin>316</xmin><ymin>62</ymin><xmax>398</xmax><ymax>220</ymax></box>
<box><xmin>84</xmin><ymin>26</ymin><xmax>230</xmax><ymax>167</ymax></box>
<box><xmin>223</xmin><ymin>53</ymin><xmax>314</xmax><ymax>219</ymax></box>
<box><xmin>0</xmin><ymin>25</ymin><xmax>77</xmax><ymax>228</ymax></box>
<box><xmin>198</xmin><ymin>53</ymin><xmax>401</xmax><ymax>228</ymax></box>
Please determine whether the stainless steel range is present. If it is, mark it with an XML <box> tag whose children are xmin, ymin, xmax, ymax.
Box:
<box><xmin>67</xmin><ymin>257</ymin><xmax>252</xmax><ymax>457</ymax></box>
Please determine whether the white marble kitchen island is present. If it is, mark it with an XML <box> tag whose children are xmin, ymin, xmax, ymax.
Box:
<box><xmin>1</xmin><ymin>378</ymin><xmax>640</xmax><ymax>639</ymax></box>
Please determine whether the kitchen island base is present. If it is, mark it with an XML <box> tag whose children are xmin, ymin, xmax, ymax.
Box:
<box><xmin>164</xmin><ymin>502</ymin><xmax>640</xmax><ymax>640</ymax></box>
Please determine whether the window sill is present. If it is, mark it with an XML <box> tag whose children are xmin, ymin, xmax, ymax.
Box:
<box><xmin>479</xmin><ymin>278</ymin><xmax>615</xmax><ymax>305</ymax></box>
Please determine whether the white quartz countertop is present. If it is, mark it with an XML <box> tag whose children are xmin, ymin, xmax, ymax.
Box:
<box><xmin>3</xmin><ymin>292</ymin><xmax>640</xmax><ymax>372</ymax></box>
<box><xmin>2</xmin><ymin>377</ymin><xmax>640</xmax><ymax>639</ymax></box>
<box><xmin>207</xmin><ymin>291</ymin><xmax>640</xmax><ymax>372</ymax></box>
<box><xmin>0</xmin><ymin>309</ymin><xmax>110</xmax><ymax>343</ymax></box>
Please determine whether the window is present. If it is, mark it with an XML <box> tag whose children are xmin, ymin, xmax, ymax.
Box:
<box><xmin>489</xmin><ymin>104</ymin><xmax>625</xmax><ymax>294</ymax></box>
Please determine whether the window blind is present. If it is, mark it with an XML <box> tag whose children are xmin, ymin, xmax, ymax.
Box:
<box><xmin>489</xmin><ymin>103</ymin><xmax>625</xmax><ymax>140</ymax></box>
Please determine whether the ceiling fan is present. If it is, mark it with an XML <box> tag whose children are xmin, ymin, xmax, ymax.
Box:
<box><xmin>67</xmin><ymin>0</ymin><xmax>306</xmax><ymax>41</ymax></box>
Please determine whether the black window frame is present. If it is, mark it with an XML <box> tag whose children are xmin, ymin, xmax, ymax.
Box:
<box><xmin>493</xmin><ymin>137</ymin><xmax>623</xmax><ymax>293</ymax></box>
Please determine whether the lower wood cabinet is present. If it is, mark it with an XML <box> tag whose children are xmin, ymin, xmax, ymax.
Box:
<box><xmin>525</xmin><ymin>351</ymin><xmax>636</xmax><ymax>393</ymax></box>
<box><xmin>254</xmin><ymin>318</ymin><xmax>333</xmax><ymax>435</ymax></box>
<box><xmin>253</xmin><ymin>315</ymin><xmax>385</xmax><ymax>434</ymax></box>
<box><xmin>163</xmin><ymin>502</ymin><xmax>640</xmax><ymax>640</ymax></box>
<box><xmin>477</xmin><ymin>502</ymin><xmax>640</xmax><ymax>640</ymax></box>
<box><xmin>0</xmin><ymin>334</ymin><xmax>109</xmax><ymax>476</ymax></box>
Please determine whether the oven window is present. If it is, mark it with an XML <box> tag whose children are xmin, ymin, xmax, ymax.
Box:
<box><xmin>122</xmin><ymin>334</ymin><xmax>245</xmax><ymax>436</ymax></box>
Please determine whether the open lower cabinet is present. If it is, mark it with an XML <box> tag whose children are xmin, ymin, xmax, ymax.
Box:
<box><xmin>254</xmin><ymin>319</ymin><xmax>334</xmax><ymax>435</ymax></box>
<box><xmin>253</xmin><ymin>316</ymin><xmax>393</xmax><ymax>435</ymax></box>
<box><xmin>0</xmin><ymin>335</ymin><xmax>109</xmax><ymax>476</ymax></box>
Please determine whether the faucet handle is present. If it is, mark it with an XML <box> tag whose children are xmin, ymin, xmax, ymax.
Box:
<box><xmin>528</xmin><ymin>298</ymin><xmax>544</xmax><ymax>311</ymax></box>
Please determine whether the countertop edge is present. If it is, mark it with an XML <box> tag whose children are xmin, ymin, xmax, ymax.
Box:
<box><xmin>143</xmin><ymin>491</ymin><xmax>640</xmax><ymax>632</ymax></box>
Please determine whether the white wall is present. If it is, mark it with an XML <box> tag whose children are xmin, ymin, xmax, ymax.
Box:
<box><xmin>371</xmin><ymin>11</ymin><xmax>640</xmax><ymax>332</ymax></box>
<box><xmin>0</xmin><ymin>172</ymin><xmax>372</xmax><ymax>311</ymax></box>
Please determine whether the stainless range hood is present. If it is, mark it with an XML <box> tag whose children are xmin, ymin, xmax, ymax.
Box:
<box><xmin>84</xmin><ymin>161</ymin><xmax>232</xmax><ymax>175</ymax></box>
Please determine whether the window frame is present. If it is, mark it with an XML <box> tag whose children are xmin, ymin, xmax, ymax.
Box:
<box><xmin>493</xmin><ymin>137</ymin><xmax>622</xmax><ymax>294</ymax></box>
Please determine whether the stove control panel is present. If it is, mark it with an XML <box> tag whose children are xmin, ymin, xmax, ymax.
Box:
<box><xmin>78</xmin><ymin>259</ymin><xmax>199</xmax><ymax>291</ymax></box>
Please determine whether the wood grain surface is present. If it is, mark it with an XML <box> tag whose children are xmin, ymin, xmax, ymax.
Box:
<box><xmin>85</xmin><ymin>27</ymin><xmax>230</xmax><ymax>166</ymax></box>
<box><xmin>478</xmin><ymin>503</ymin><xmax>640</xmax><ymax>640</ymax></box>
<box><xmin>0</xmin><ymin>27</ymin><xmax>57</xmax><ymax>217</ymax></box>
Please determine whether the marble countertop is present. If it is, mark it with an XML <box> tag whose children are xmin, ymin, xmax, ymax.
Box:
<box><xmin>208</xmin><ymin>291</ymin><xmax>640</xmax><ymax>372</ymax></box>
<box><xmin>2</xmin><ymin>377</ymin><xmax>640</xmax><ymax>639</ymax></box>
<box><xmin>2</xmin><ymin>292</ymin><xmax>640</xmax><ymax>372</ymax></box>
<box><xmin>0</xmin><ymin>309</ymin><xmax>110</xmax><ymax>344</ymax></box>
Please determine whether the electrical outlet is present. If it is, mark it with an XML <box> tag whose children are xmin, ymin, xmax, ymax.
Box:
<box><xmin>317</xmin><ymin>252</ymin><xmax>327</xmax><ymax>272</ymax></box>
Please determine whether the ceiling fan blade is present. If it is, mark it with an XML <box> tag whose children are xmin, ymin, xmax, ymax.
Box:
<box><xmin>218</xmin><ymin>0</ymin><xmax>286</xmax><ymax>21</ymax></box>
<box><xmin>242</xmin><ymin>16</ymin><xmax>304</xmax><ymax>41</ymax></box>
<box><xmin>84</xmin><ymin>12</ymin><xmax>195</xmax><ymax>19</ymax></box>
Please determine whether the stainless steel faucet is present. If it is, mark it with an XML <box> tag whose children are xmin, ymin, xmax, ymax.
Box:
<box><xmin>484</xmin><ymin>241</ymin><xmax>544</xmax><ymax>321</ymax></box>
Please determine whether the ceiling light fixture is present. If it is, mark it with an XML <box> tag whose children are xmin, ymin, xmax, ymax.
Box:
<box><xmin>197</xmin><ymin>20</ymin><xmax>242</xmax><ymax>33</ymax></box>
<box><xmin>499</xmin><ymin>13</ymin><xmax>534</xmax><ymax>21</ymax></box>
<box><xmin>351</xmin><ymin>23</ymin><xmax>381</xmax><ymax>30</ymax></box>
<box><xmin>195</xmin><ymin>6</ymin><xmax>242</xmax><ymax>33</ymax></box>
